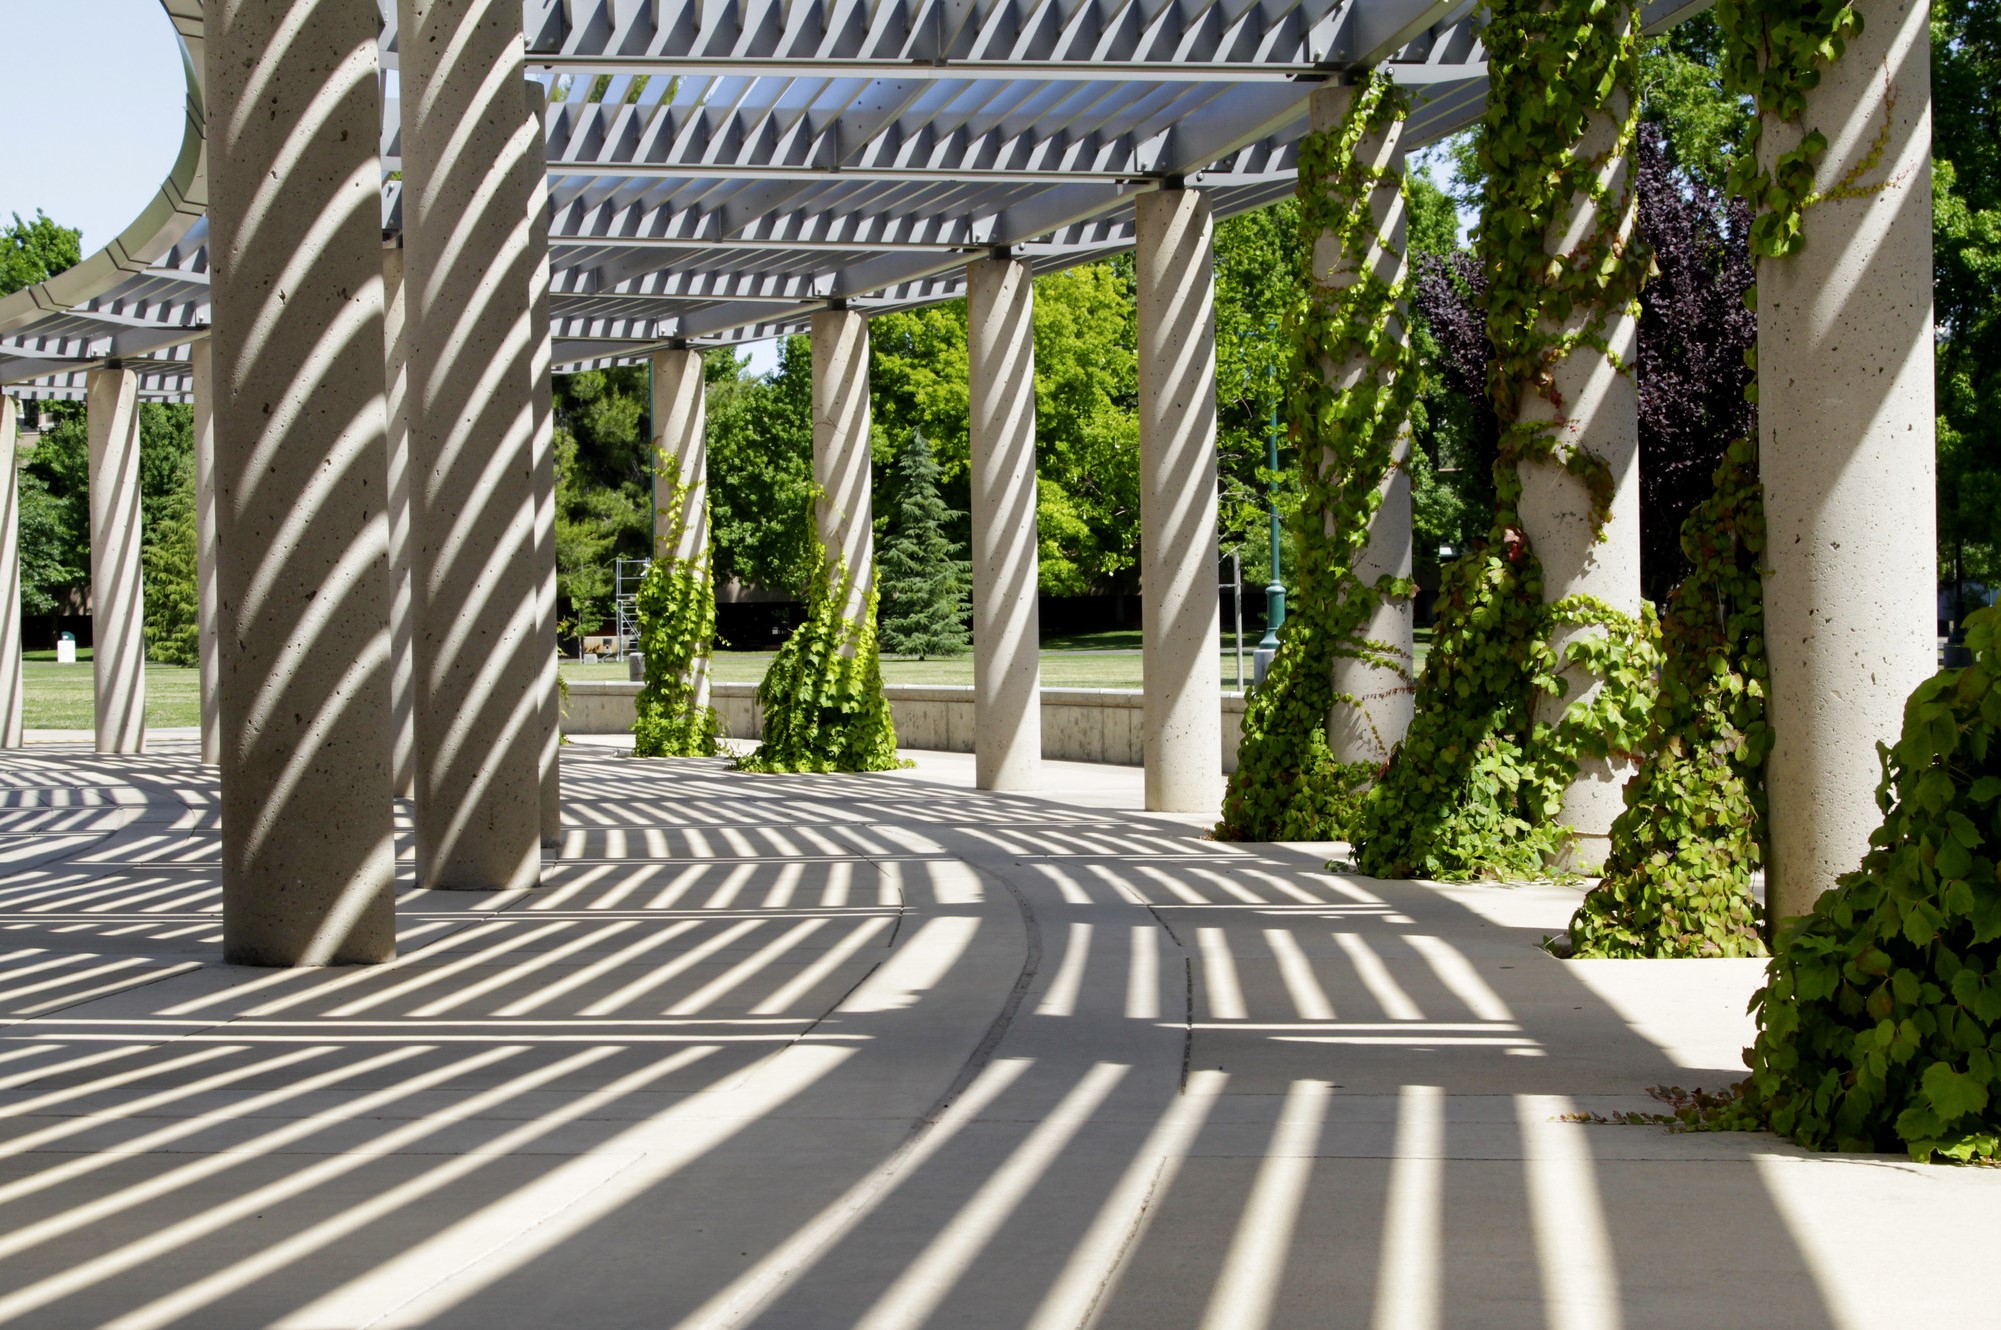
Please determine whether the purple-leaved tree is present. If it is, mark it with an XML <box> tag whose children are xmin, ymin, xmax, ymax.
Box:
<box><xmin>1412</xmin><ymin>125</ymin><xmax>1756</xmax><ymax>601</ymax></box>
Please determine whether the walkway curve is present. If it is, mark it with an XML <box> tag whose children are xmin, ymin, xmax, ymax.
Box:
<box><xmin>0</xmin><ymin>740</ymin><xmax>1989</xmax><ymax>1329</ymax></box>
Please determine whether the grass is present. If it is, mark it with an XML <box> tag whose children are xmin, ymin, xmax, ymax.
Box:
<box><xmin>21</xmin><ymin>662</ymin><xmax>203</xmax><ymax>730</ymax></box>
<box><xmin>20</xmin><ymin>628</ymin><xmax>1434</xmax><ymax>729</ymax></box>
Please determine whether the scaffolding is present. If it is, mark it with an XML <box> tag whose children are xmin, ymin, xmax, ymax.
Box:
<box><xmin>612</xmin><ymin>557</ymin><xmax>651</xmax><ymax>659</ymax></box>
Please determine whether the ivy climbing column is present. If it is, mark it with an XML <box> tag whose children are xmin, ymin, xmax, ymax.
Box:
<box><xmin>86</xmin><ymin>366</ymin><xmax>146</xmax><ymax>755</ymax></box>
<box><xmin>813</xmin><ymin>309</ymin><xmax>874</xmax><ymax>631</ymax></box>
<box><xmin>1759</xmin><ymin>0</ymin><xmax>1936</xmax><ymax>920</ymax></box>
<box><xmin>1311</xmin><ymin>81</ymin><xmax>1415</xmax><ymax>766</ymax></box>
<box><xmin>0</xmin><ymin>394</ymin><xmax>20</xmax><ymax>749</ymax></box>
<box><xmin>967</xmin><ymin>256</ymin><xmax>1042</xmax><ymax>792</ymax></box>
<box><xmin>650</xmin><ymin>346</ymin><xmax>714</xmax><ymax>718</ymax></box>
<box><xmin>1136</xmin><ymin>190</ymin><xmax>1224</xmax><ymax>814</ymax></box>
<box><xmin>1500</xmin><ymin>0</ymin><xmax>1647</xmax><ymax>863</ymax></box>
<box><xmin>740</xmin><ymin>309</ymin><xmax>896</xmax><ymax>772</ymax></box>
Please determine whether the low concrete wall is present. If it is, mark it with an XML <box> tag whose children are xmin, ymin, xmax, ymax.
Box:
<box><xmin>565</xmin><ymin>679</ymin><xmax>1248</xmax><ymax>772</ymax></box>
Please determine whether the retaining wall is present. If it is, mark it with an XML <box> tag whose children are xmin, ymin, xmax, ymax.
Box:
<box><xmin>564</xmin><ymin>680</ymin><xmax>1249</xmax><ymax>773</ymax></box>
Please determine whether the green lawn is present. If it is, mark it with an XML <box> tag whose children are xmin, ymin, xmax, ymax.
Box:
<box><xmin>21</xmin><ymin>662</ymin><xmax>203</xmax><ymax>730</ymax></box>
<box><xmin>19</xmin><ymin>627</ymin><xmax>1433</xmax><ymax>729</ymax></box>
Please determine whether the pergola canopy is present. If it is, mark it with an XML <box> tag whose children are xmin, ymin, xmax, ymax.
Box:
<box><xmin>0</xmin><ymin>0</ymin><xmax>1701</xmax><ymax>401</ymax></box>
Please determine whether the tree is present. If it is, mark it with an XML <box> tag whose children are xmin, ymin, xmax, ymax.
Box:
<box><xmin>1033</xmin><ymin>263</ymin><xmax>1141</xmax><ymax>594</ymax></box>
<box><xmin>551</xmin><ymin>365</ymin><xmax>651</xmax><ymax>636</ymax></box>
<box><xmin>707</xmin><ymin>337</ymin><xmax>819</xmax><ymax>598</ymax></box>
<box><xmin>877</xmin><ymin>431</ymin><xmax>970</xmax><ymax>658</ymax></box>
<box><xmin>1637</xmin><ymin>12</ymin><xmax>1754</xmax><ymax>195</ymax></box>
<box><xmin>1633</xmin><ymin>122</ymin><xmax>1755</xmax><ymax>602</ymax></box>
<box><xmin>0</xmin><ymin>212</ymin><xmax>80</xmax><ymax>297</ymax></box>
<box><xmin>1933</xmin><ymin>0</ymin><xmax>2001</xmax><ymax>598</ymax></box>
<box><xmin>1408</xmin><ymin>128</ymin><xmax>1755</xmax><ymax>604</ymax></box>
<box><xmin>142</xmin><ymin>455</ymin><xmax>200</xmax><ymax>666</ymax></box>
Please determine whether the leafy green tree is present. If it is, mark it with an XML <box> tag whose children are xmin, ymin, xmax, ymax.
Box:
<box><xmin>877</xmin><ymin>431</ymin><xmax>970</xmax><ymax>658</ymax></box>
<box><xmin>551</xmin><ymin>365</ymin><xmax>651</xmax><ymax>635</ymax></box>
<box><xmin>1033</xmin><ymin>263</ymin><xmax>1141</xmax><ymax>594</ymax></box>
<box><xmin>707</xmin><ymin>337</ymin><xmax>819</xmax><ymax>598</ymax></box>
<box><xmin>1934</xmin><ymin>0</ymin><xmax>2001</xmax><ymax>596</ymax></box>
<box><xmin>16</xmin><ymin>407</ymin><xmax>89</xmax><ymax>617</ymax></box>
<box><xmin>1638</xmin><ymin>13</ymin><xmax>1754</xmax><ymax>194</ymax></box>
<box><xmin>142</xmin><ymin>455</ymin><xmax>200</xmax><ymax>665</ymax></box>
<box><xmin>0</xmin><ymin>211</ymin><xmax>80</xmax><ymax>297</ymax></box>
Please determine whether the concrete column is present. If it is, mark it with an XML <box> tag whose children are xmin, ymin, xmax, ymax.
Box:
<box><xmin>650</xmin><ymin>347</ymin><xmax>713</xmax><ymax>712</ymax></box>
<box><xmin>1135</xmin><ymin>190</ymin><xmax>1224</xmax><ymax>814</ymax></box>
<box><xmin>1512</xmin><ymin>23</ymin><xmax>1645</xmax><ymax>861</ymax></box>
<box><xmin>398</xmin><ymin>0</ymin><xmax>543</xmax><ymax>891</ymax></box>
<box><xmin>204</xmin><ymin>0</ymin><xmax>397</xmax><ymax>965</ymax></box>
<box><xmin>524</xmin><ymin>80</ymin><xmax>561</xmax><ymax>849</ymax></box>
<box><xmin>1308</xmin><ymin>85</ymin><xmax>1415</xmax><ymax>765</ymax></box>
<box><xmin>966</xmin><ymin>257</ymin><xmax>1042</xmax><ymax>791</ymax></box>
<box><xmin>1761</xmin><ymin>0</ymin><xmax>1936</xmax><ymax>920</ymax></box>
<box><xmin>190</xmin><ymin>339</ymin><xmax>222</xmax><ymax>766</ymax></box>
<box><xmin>811</xmin><ymin>309</ymin><xmax>873</xmax><ymax>627</ymax></box>
<box><xmin>382</xmin><ymin>247</ymin><xmax>417</xmax><ymax>800</ymax></box>
<box><xmin>0</xmin><ymin>395</ymin><xmax>21</xmax><ymax>749</ymax></box>
<box><xmin>85</xmin><ymin>367</ymin><xmax>145</xmax><ymax>755</ymax></box>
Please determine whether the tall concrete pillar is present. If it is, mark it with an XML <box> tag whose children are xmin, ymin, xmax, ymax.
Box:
<box><xmin>966</xmin><ymin>257</ymin><xmax>1042</xmax><ymax>791</ymax></box>
<box><xmin>190</xmin><ymin>339</ymin><xmax>222</xmax><ymax>766</ymax></box>
<box><xmin>524</xmin><ymin>80</ymin><xmax>561</xmax><ymax>849</ymax></box>
<box><xmin>650</xmin><ymin>347</ymin><xmax>713</xmax><ymax>712</ymax></box>
<box><xmin>85</xmin><ymin>367</ymin><xmax>145</xmax><ymax>755</ymax></box>
<box><xmin>398</xmin><ymin>0</ymin><xmax>544</xmax><ymax>892</ymax></box>
<box><xmin>1308</xmin><ymin>84</ymin><xmax>1415</xmax><ymax>765</ymax></box>
<box><xmin>1761</xmin><ymin>0</ymin><xmax>1936</xmax><ymax>920</ymax></box>
<box><xmin>811</xmin><ymin>309</ymin><xmax>873</xmax><ymax>626</ymax></box>
<box><xmin>382</xmin><ymin>247</ymin><xmax>417</xmax><ymax>800</ymax></box>
<box><xmin>1511</xmin><ymin>19</ymin><xmax>1645</xmax><ymax>861</ymax></box>
<box><xmin>205</xmin><ymin>0</ymin><xmax>398</xmax><ymax>965</ymax></box>
<box><xmin>0</xmin><ymin>394</ymin><xmax>21</xmax><ymax>749</ymax></box>
<box><xmin>1135</xmin><ymin>190</ymin><xmax>1224</xmax><ymax>814</ymax></box>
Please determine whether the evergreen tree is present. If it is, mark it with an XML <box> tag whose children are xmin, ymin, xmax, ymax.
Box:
<box><xmin>876</xmin><ymin>431</ymin><xmax>969</xmax><ymax>658</ymax></box>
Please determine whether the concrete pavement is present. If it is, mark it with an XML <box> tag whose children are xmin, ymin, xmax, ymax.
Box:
<box><xmin>0</xmin><ymin>737</ymin><xmax>1991</xmax><ymax>1328</ymax></box>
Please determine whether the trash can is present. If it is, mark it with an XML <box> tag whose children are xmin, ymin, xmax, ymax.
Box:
<box><xmin>628</xmin><ymin>651</ymin><xmax>646</xmax><ymax>682</ymax></box>
<box><xmin>55</xmin><ymin>632</ymin><xmax>76</xmax><ymax>665</ymax></box>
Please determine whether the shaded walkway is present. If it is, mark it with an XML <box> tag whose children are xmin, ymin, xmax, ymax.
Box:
<box><xmin>0</xmin><ymin>741</ymin><xmax>1992</xmax><ymax>1328</ymax></box>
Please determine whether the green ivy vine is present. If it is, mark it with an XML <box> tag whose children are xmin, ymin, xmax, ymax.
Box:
<box><xmin>735</xmin><ymin>557</ymin><xmax>902</xmax><ymax>774</ymax></box>
<box><xmin>1715</xmin><ymin>0</ymin><xmax>1863</xmax><ymax>259</ymax></box>
<box><xmin>1217</xmin><ymin>72</ymin><xmax>1420</xmax><ymax>843</ymax></box>
<box><xmin>1703</xmin><ymin>609</ymin><xmax>2001</xmax><ymax>1162</ymax></box>
<box><xmin>633</xmin><ymin>486</ymin><xmax>724</xmax><ymax>759</ymax></box>
<box><xmin>1567</xmin><ymin>439</ymin><xmax>1770</xmax><ymax>956</ymax></box>
<box><xmin>1348</xmin><ymin>0</ymin><xmax>1657</xmax><ymax>880</ymax></box>
<box><xmin>1672</xmin><ymin>0</ymin><xmax>2001</xmax><ymax>1162</ymax></box>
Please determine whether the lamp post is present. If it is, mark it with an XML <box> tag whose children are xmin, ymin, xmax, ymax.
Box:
<box><xmin>1252</xmin><ymin>359</ymin><xmax>1284</xmax><ymax>684</ymax></box>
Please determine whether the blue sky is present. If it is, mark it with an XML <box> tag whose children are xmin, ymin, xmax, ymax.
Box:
<box><xmin>0</xmin><ymin>1</ymin><xmax>188</xmax><ymax>253</ymax></box>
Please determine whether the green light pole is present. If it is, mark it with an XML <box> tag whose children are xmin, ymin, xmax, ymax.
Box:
<box><xmin>1259</xmin><ymin>391</ymin><xmax>1284</xmax><ymax>652</ymax></box>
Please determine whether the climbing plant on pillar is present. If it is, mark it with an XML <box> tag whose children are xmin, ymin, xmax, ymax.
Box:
<box><xmin>632</xmin><ymin>483</ymin><xmax>723</xmax><ymax>758</ymax></box>
<box><xmin>1685</xmin><ymin>0</ymin><xmax>2001</xmax><ymax>1160</ymax></box>
<box><xmin>1348</xmin><ymin>0</ymin><xmax>1658</xmax><ymax>879</ymax></box>
<box><xmin>1567</xmin><ymin>438</ymin><xmax>1770</xmax><ymax>956</ymax></box>
<box><xmin>1217</xmin><ymin>72</ymin><xmax>1420</xmax><ymax>843</ymax></box>
<box><xmin>736</xmin><ymin>554</ymin><xmax>901</xmax><ymax>774</ymax></box>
